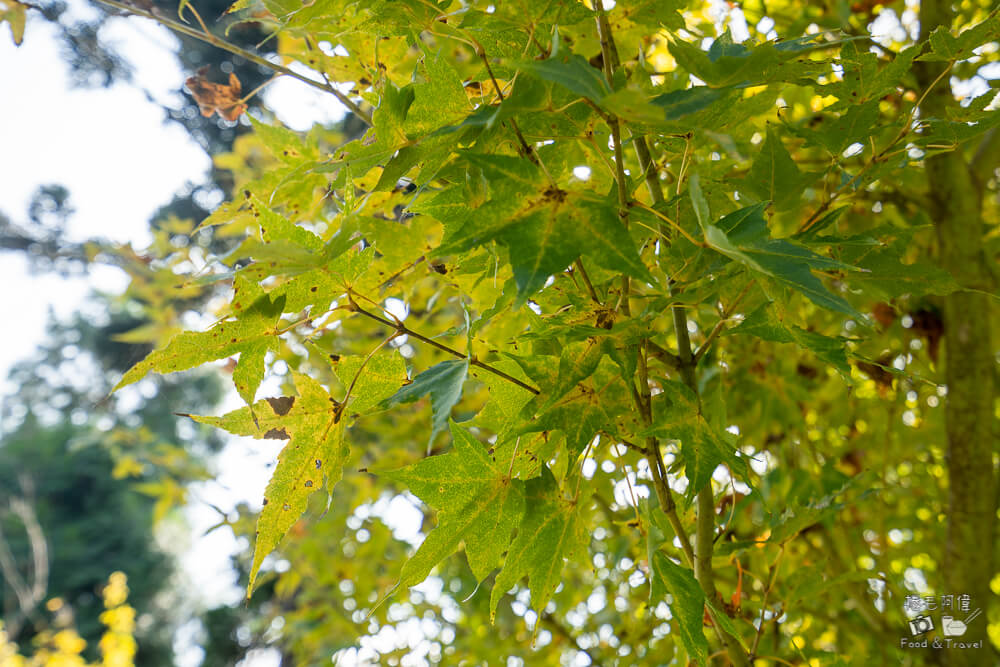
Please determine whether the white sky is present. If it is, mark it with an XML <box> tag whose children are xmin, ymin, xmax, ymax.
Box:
<box><xmin>0</xmin><ymin>4</ymin><xmax>350</xmax><ymax>666</ymax></box>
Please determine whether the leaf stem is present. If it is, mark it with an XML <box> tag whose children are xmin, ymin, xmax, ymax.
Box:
<box><xmin>630</xmin><ymin>200</ymin><xmax>706</xmax><ymax>248</ymax></box>
<box><xmin>338</xmin><ymin>332</ymin><xmax>402</xmax><ymax>420</ymax></box>
<box><xmin>92</xmin><ymin>0</ymin><xmax>373</xmax><ymax>125</ymax></box>
<box><xmin>692</xmin><ymin>279</ymin><xmax>755</xmax><ymax>363</ymax></box>
<box><xmin>471</xmin><ymin>39</ymin><xmax>556</xmax><ymax>185</ymax></box>
<box><xmin>573</xmin><ymin>259</ymin><xmax>602</xmax><ymax>305</ymax></box>
<box><xmin>799</xmin><ymin>58</ymin><xmax>954</xmax><ymax>234</ymax></box>
<box><xmin>347</xmin><ymin>295</ymin><xmax>540</xmax><ymax>395</ymax></box>
<box><xmin>749</xmin><ymin>545</ymin><xmax>786</xmax><ymax>660</ymax></box>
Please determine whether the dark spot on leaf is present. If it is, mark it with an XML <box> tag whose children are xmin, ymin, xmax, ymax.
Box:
<box><xmin>315</xmin><ymin>459</ymin><xmax>322</xmax><ymax>469</ymax></box>
<box><xmin>358</xmin><ymin>467</ymin><xmax>368</xmax><ymax>473</ymax></box>
<box><xmin>262</xmin><ymin>498</ymin><xmax>268</xmax><ymax>505</ymax></box>
<box><xmin>264</xmin><ymin>428</ymin><xmax>290</xmax><ymax>439</ymax></box>
<box><xmin>310</xmin><ymin>286</ymin><xmax>318</xmax><ymax>292</ymax></box>
<box><xmin>267</xmin><ymin>396</ymin><xmax>296</xmax><ymax>415</ymax></box>
<box><xmin>231</xmin><ymin>338</ymin><xmax>237</xmax><ymax>343</ymax></box>
<box><xmin>304</xmin><ymin>480</ymin><xmax>313</xmax><ymax>487</ymax></box>
<box><xmin>431</xmin><ymin>262</ymin><xmax>447</xmax><ymax>274</ymax></box>
<box><xmin>330</xmin><ymin>354</ymin><xmax>340</xmax><ymax>362</ymax></box>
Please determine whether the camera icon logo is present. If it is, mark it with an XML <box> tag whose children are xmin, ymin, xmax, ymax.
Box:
<box><xmin>909</xmin><ymin>615</ymin><xmax>935</xmax><ymax>636</ymax></box>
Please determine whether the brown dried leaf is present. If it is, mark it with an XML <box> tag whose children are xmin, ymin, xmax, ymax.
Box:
<box><xmin>185</xmin><ymin>67</ymin><xmax>246</xmax><ymax>121</ymax></box>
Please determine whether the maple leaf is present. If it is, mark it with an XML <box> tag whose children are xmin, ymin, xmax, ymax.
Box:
<box><xmin>383</xmin><ymin>359</ymin><xmax>470</xmax><ymax>447</ymax></box>
<box><xmin>185</xmin><ymin>66</ymin><xmax>247</xmax><ymax>122</ymax></box>
<box><xmin>649</xmin><ymin>551</ymin><xmax>709</xmax><ymax>666</ymax></box>
<box><xmin>184</xmin><ymin>371</ymin><xmax>348</xmax><ymax>595</ymax></box>
<box><xmin>490</xmin><ymin>467</ymin><xmax>588</xmax><ymax>622</ymax></box>
<box><xmin>113</xmin><ymin>275</ymin><xmax>283</xmax><ymax>407</ymax></box>
<box><xmin>642</xmin><ymin>379</ymin><xmax>747</xmax><ymax>501</ymax></box>
<box><xmin>380</xmin><ymin>423</ymin><xmax>525</xmax><ymax>589</ymax></box>
<box><xmin>703</xmin><ymin>203</ymin><xmax>862</xmax><ymax>317</ymax></box>
<box><xmin>0</xmin><ymin>0</ymin><xmax>27</xmax><ymax>45</ymax></box>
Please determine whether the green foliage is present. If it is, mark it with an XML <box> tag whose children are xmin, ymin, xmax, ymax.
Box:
<box><xmin>381</xmin><ymin>423</ymin><xmax>525</xmax><ymax>589</ymax></box>
<box><xmin>188</xmin><ymin>371</ymin><xmax>349</xmax><ymax>591</ymax></box>
<box><xmin>51</xmin><ymin>0</ymin><xmax>997</xmax><ymax>663</ymax></box>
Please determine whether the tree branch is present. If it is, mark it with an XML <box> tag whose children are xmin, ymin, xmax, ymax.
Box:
<box><xmin>92</xmin><ymin>0</ymin><xmax>373</xmax><ymax>125</ymax></box>
<box><xmin>347</xmin><ymin>296</ymin><xmax>540</xmax><ymax>395</ymax></box>
<box><xmin>0</xmin><ymin>489</ymin><xmax>49</xmax><ymax>638</ymax></box>
<box><xmin>693</xmin><ymin>280</ymin><xmax>755</xmax><ymax>364</ymax></box>
<box><xmin>628</xmin><ymin>78</ymin><xmax>750</xmax><ymax>667</ymax></box>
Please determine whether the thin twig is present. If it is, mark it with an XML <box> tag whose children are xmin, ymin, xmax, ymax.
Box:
<box><xmin>629</xmin><ymin>86</ymin><xmax>749</xmax><ymax>667</ymax></box>
<box><xmin>750</xmin><ymin>546</ymin><xmax>787</xmax><ymax>660</ymax></box>
<box><xmin>692</xmin><ymin>280</ymin><xmax>756</xmax><ymax>363</ymax></box>
<box><xmin>800</xmin><ymin>60</ymin><xmax>954</xmax><ymax>234</ymax></box>
<box><xmin>630</xmin><ymin>200</ymin><xmax>706</xmax><ymax>247</ymax></box>
<box><xmin>347</xmin><ymin>295</ymin><xmax>540</xmax><ymax>395</ymax></box>
<box><xmin>93</xmin><ymin>0</ymin><xmax>373</xmax><ymax>125</ymax></box>
<box><xmin>573</xmin><ymin>259</ymin><xmax>602</xmax><ymax>305</ymax></box>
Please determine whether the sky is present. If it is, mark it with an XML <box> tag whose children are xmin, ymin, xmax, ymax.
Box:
<box><xmin>0</xmin><ymin>3</ymin><xmax>349</xmax><ymax>665</ymax></box>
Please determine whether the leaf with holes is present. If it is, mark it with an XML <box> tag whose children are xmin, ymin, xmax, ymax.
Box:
<box><xmin>183</xmin><ymin>371</ymin><xmax>348</xmax><ymax>595</ymax></box>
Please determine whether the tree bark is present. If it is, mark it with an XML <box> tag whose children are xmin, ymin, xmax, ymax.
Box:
<box><xmin>917</xmin><ymin>3</ymin><xmax>998</xmax><ymax>664</ymax></box>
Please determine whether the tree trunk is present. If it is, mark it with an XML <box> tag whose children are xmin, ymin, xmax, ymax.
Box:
<box><xmin>917</xmin><ymin>3</ymin><xmax>998</xmax><ymax>665</ymax></box>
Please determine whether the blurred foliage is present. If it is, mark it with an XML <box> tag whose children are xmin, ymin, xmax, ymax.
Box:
<box><xmin>0</xmin><ymin>571</ymin><xmax>137</xmax><ymax>666</ymax></box>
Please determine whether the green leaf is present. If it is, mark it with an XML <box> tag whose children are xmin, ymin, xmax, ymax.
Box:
<box><xmin>918</xmin><ymin>12</ymin><xmax>1000</xmax><ymax>62</ymax></box>
<box><xmin>384</xmin><ymin>359</ymin><xmax>470</xmax><ymax>445</ymax></box>
<box><xmin>517</xmin><ymin>53</ymin><xmax>611</xmax><ymax>102</ymax></box>
<box><xmin>113</xmin><ymin>275</ymin><xmax>284</xmax><ymax>406</ymax></box>
<box><xmin>470</xmin><ymin>360</ymin><xmax>535</xmax><ymax>436</ymax></box>
<box><xmin>380</xmin><ymin>423</ymin><xmax>526</xmax><ymax>587</ymax></box>
<box><xmin>851</xmin><ymin>247</ymin><xmax>960</xmax><ymax>299</ymax></box>
<box><xmin>652</xmin><ymin>85</ymin><xmax>732</xmax><ymax>120</ymax></box>
<box><xmin>437</xmin><ymin>168</ymin><xmax>652</xmax><ymax>301</ymax></box>
<box><xmin>802</xmin><ymin>100</ymin><xmax>881</xmax><ymax>156</ymax></box>
<box><xmin>185</xmin><ymin>372</ymin><xmax>349</xmax><ymax>595</ymax></box>
<box><xmin>521</xmin><ymin>387</ymin><xmax>609</xmax><ymax>459</ymax></box>
<box><xmin>742</xmin><ymin>126</ymin><xmax>812</xmax><ymax>211</ymax></box>
<box><xmin>249</xmin><ymin>195</ymin><xmax>322</xmax><ymax>251</ymax></box>
<box><xmin>726</xmin><ymin>304</ymin><xmax>850</xmax><ymax>376</ymax></box>
<box><xmin>403</xmin><ymin>47</ymin><xmax>471</xmax><ymax>135</ymax></box>
<box><xmin>649</xmin><ymin>551</ymin><xmax>708</xmax><ymax>666</ymax></box>
<box><xmin>828</xmin><ymin>43</ymin><xmax>918</xmax><ymax>104</ymax></box>
<box><xmin>668</xmin><ymin>31</ymin><xmax>828</xmax><ymax>88</ymax></box>
<box><xmin>490</xmin><ymin>467</ymin><xmax>588</xmax><ymax>622</ymax></box>
<box><xmin>642</xmin><ymin>380</ymin><xmax>746</xmax><ymax>497</ymax></box>
<box><xmin>238</xmin><ymin>241</ymin><xmax>373</xmax><ymax>314</ymax></box>
<box><xmin>689</xmin><ymin>173</ymin><xmax>710</xmax><ymax>232</ymax></box>
<box><xmin>247</xmin><ymin>116</ymin><xmax>318</xmax><ymax>164</ymax></box>
<box><xmin>704</xmin><ymin>204</ymin><xmax>862</xmax><ymax>317</ymax></box>
<box><xmin>329</xmin><ymin>349</ymin><xmax>409</xmax><ymax>415</ymax></box>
